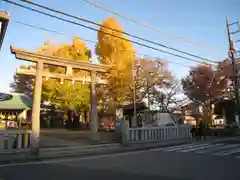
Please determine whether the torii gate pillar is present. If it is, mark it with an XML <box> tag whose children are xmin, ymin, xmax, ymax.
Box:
<box><xmin>31</xmin><ymin>61</ymin><xmax>43</xmax><ymax>154</ymax></box>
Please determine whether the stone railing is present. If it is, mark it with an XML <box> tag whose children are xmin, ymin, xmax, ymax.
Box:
<box><xmin>0</xmin><ymin>129</ymin><xmax>31</xmax><ymax>152</ymax></box>
<box><xmin>127</xmin><ymin>125</ymin><xmax>191</xmax><ymax>143</ymax></box>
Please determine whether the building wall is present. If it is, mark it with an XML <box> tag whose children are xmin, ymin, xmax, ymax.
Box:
<box><xmin>17</xmin><ymin>109</ymin><xmax>28</xmax><ymax>122</ymax></box>
<box><xmin>182</xmin><ymin>104</ymin><xmax>226</xmax><ymax>125</ymax></box>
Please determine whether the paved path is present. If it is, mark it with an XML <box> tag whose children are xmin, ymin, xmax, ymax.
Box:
<box><xmin>0</xmin><ymin>141</ymin><xmax>239</xmax><ymax>180</ymax></box>
<box><xmin>40</xmin><ymin>135</ymin><xmax>87</xmax><ymax>148</ymax></box>
<box><xmin>40</xmin><ymin>131</ymin><xmax>118</xmax><ymax>147</ymax></box>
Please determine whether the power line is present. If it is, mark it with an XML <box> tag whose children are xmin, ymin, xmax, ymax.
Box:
<box><xmin>82</xmin><ymin>0</ymin><xmax>218</xmax><ymax>50</ymax></box>
<box><xmin>18</xmin><ymin>0</ymin><xmax>217</xmax><ymax>63</ymax></box>
<box><xmin>14</xmin><ymin>20</ymin><xmax>194</xmax><ymax>68</ymax></box>
<box><xmin>3</xmin><ymin>0</ymin><xmax>215</xmax><ymax>65</ymax></box>
<box><xmin>15</xmin><ymin>21</ymin><xmax>97</xmax><ymax>44</ymax></box>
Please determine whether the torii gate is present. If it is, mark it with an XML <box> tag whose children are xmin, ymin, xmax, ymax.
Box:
<box><xmin>11</xmin><ymin>46</ymin><xmax>113</xmax><ymax>153</ymax></box>
<box><xmin>0</xmin><ymin>12</ymin><xmax>9</xmax><ymax>51</ymax></box>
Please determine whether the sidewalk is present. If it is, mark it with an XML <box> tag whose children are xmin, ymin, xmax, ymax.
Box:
<box><xmin>0</xmin><ymin>136</ymin><xmax>235</xmax><ymax>164</ymax></box>
<box><xmin>0</xmin><ymin>137</ymin><xmax>191</xmax><ymax>164</ymax></box>
<box><xmin>40</xmin><ymin>135</ymin><xmax>88</xmax><ymax>148</ymax></box>
<box><xmin>40</xmin><ymin>130</ymin><xmax>118</xmax><ymax>147</ymax></box>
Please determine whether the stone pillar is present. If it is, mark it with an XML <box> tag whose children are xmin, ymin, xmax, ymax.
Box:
<box><xmin>116</xmin><ymin>108</ymin><xmax>123</xmax><ymax>120</ymax></box>
<box><xmin>90</xmin><ymin>71</ymin><xmax>100</xmax><ymax>143</ymax></box>
<box><xmin>31</xmin><ymin>61</ymin><xmax>43</xmax><ymax>154</ymax></box>
<box><xmin>121</xmin><ymin>117</ymin><xmax>129</xmax><ymax>145</ymax></box>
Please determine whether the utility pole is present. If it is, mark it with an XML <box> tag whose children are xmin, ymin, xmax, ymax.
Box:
<box><xmin>132</xmin><ymin>59</ymin><xmax>137</xmax><ymax>125</ymax></box>
<box><xmin>226</xmin><ymin>16</ymin><xmax>240</xmax><ymax>124</ymax></box>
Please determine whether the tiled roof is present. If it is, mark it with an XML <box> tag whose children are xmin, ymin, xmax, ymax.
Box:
<box><xmin>0</xmin><ymin>93</ymin><xmax>12</xmax><ymax>101</ymax></box>
<box><xmin>0</xmin><ymin>93</ymin><xmax>32</xmax><ymax>110</ymax></box>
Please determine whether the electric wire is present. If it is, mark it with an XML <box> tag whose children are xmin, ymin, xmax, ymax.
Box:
<box><xmin>18</xmin><ymin>0</ymin><xmax>217</xmax><ymax>63</ymax></box>
<box><xmin>14</xmin><ymin>20</ymin><xmax>204</xmax><ymax>69</ymax></box>
<box><xmin>82</xmin><ymin>0</ymin><xmax>217</xmax><ymax>50</ymax></box>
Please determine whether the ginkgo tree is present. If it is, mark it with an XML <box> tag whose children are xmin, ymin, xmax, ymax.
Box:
<box><xmin>95</xmin><ymin>17</ymin><xmax>175</xmax><ymax>114</ymax></box>
<box><xmin>39</xmin><ymin>37</ymin><xmax>92</xmax><ymax>110</ymax></box>
<box><xmin>96</xmin><ymin>17</ymin><xmax>136</xmax><ymax>108</ymax></box>
<box><xmin>11</xmin><ymin>37</ymin><xmax>92</xmax><ymax>127</ymax></box>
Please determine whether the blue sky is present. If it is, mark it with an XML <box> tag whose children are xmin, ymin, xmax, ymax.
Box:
<box><xmin>0</xmin><ymin>0</ymin><xmax>239</xmax><ymax>93</ymax></box>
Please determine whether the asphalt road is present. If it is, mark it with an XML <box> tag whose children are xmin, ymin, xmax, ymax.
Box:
<box><xmin>0</xmin><ymin>143</ymin><xmax>239</xmax><ymax>180</ymax></box>
<box><xmin>217</xmin><ymin>136</ymin><xmax>240</xmax><ymax>144</ymax></box>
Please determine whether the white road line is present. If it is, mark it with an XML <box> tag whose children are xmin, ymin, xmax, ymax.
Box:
<box><xmin>181</xmin><ymin>144</ymin><xmax>221</xmax><ymax>153</ymax></box>
<box><xmin>164</xmin><ymin>143</ymin><xmax>209</xmax><ymax>152</ymax></box>
<box><xmin>212</xmin><ymin>137</ymin><xmax>238</xmax><ymax>142</ymax></box>
<box><xmin>157</xmin><ymin>143</ymin><xmax>198</xmax><ymax>151</ymax></box>
<box><xmin>213</xmin><ymin>147</ymin><xmax>240</xmax><ymax>156</ymax></box>
<box><xmin>1</xmin><ymin>141</ymin><xmax>239</xmax><ymax>168</ymax></box>
<box><xmin>195</xmin><ymin>144</ymin><xmax>225</xmax><ymax>154</ymax></box>
<box><xmin>196</xmin><ymin>144</ymin><xmax>239</xmax><ymax>154</ymax></box>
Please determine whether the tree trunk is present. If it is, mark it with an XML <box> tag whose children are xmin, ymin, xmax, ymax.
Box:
<box><xmin>67</xmin><ymin>110</ymin><xmax>74</xmax><ymax>129</ymax></box>
<box><xmin>72</xmin><ymin>112</ymin><xmax>80</xmax><ymax>129</ymax></box>
<box><xmin>202</xmin><ymin>103</ymin><xmax>213</xmax><ymax>124</ymax></box>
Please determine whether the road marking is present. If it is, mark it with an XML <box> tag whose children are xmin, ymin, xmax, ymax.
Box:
<box><xmin>157</xmin><ymin>143</ymin><xmax>198</xmax><ymax>151</ymax></box>
<box><xmin>195</xmin><ymin>144</ymin><xmax>225</xmax><ymax>154</ymax></box>
<box><xmin>1</xmin><ymin>140</ymin><xmax>239</xmax><ymax>167</ymax></box>
<box><xmin>196</xmin><ymin>144</ymin><xmax>239</xmax><ymax>154</ymax></box>
<box><xmin>164</xmin><ymin>143</ymin><xmax>209</xmax><ymax>152</ymax></box>
<box><xmin>212</xmin><ymin>137</ymin><xmax>238</xmax><ymax>142</ymax></box>
<box><xmin>181</xmin><ymin>144</ymin><xmax>220</xmax><ymax>152</ymax></box>
<box><xmin>213</xmin><ymin>147</ymin><xmax>240</xmax><ymax>156</ymax></box>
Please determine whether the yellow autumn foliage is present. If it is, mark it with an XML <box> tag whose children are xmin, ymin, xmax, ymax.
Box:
<box><xmin>37</xmin><ymin>36</ymin><xmax>91</xmax><ymax>110</ymax></box>
<box><xmin>96</xmin><ymin>17</ymin><xmax>136</xmax><ymax>105</ymax></box>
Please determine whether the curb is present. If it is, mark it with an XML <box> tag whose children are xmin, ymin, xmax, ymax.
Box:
<box><xmin>0</xmin><ymin>137</ymin><xmax>228</xmax><ymax>164</ymax></box>
<box><xmin>40</xmin><ymin>142</ymin><xmax>121</xmax><ymax>152</ymax></box>
<box><xmin>0</xmin><ymin>139</ymin><xmax>191</xmax><ymax>164</ymax></box>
